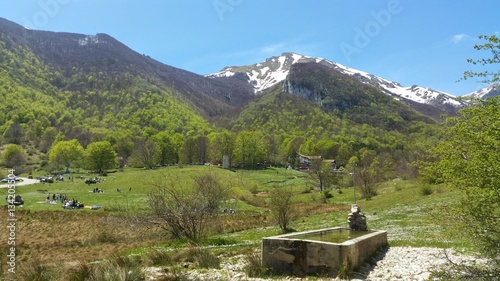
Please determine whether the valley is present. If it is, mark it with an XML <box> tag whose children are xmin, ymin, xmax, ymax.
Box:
<box><xmin>0</xmin><ymin>16</ymin><xmax>498</xmax><ymax>280</ymax></box>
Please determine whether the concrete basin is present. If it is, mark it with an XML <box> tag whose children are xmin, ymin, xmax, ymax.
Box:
<box><xmin>261</xmin><ymin>227</ymin><xmax>387</xmax><ymax>277</ymax></box>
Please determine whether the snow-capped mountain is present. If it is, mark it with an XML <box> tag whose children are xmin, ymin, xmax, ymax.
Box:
<box><xmin>207</xmin><ymin>52</ymin><xmax>466</xmax><ymax>111</ymax></box>
<box><xmin>208</xmin><ymin>53</ymin><xmax>319</xmax><ymax>93</ymax></box>
<box><xmin>463</xmin><ymin>84</ymin><xmax>500</xmax><ymax>99</ymax></box>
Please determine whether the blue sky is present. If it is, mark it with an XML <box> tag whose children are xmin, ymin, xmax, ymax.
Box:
<box><xmin>0</xmin><ymin>0</ymin><xmax>498</xmax><ymax>96</ymax></box>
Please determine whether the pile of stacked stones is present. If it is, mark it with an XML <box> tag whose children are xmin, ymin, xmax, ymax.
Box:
<box><xmin>348</xmin><ymin>204</ymin><xmax>367</xmax><ymax>231</ymax></box>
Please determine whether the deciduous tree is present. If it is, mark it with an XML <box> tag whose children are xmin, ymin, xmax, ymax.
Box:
<box><xmin>147</xmin><ymin>173</ymin><xmax>230</xmax><ymax>241</ymax></box>
<box><xmin>153</xmin><ymin>132</ymin><xmax>178</xmax><ymax>165</ymax></box>
<box><xmin>270</xmin><ymin>185</ymin><xmax>296</xmax><ymax>233</ymax></box>
<box><xmin>425</xmin><ymin>34</ymin><xmax>500</xmax><ymax>278</ymax></box>
<box><xmin>49</xmin><ymin>139</ymin><xmax>84</xmax><ymax>172</ymax></box>
<box><xmin>308</xmin><ymin>158</ymin><xmax>335</xmax><ymax>192</ymax></box>
<box><xmin>426</xmin><ymin>98</ymin><xmax>500</xmax><ymax>263</ymax></box>
<box><xmin>2</xmin><ymin>144</ymin><xmax>26</xmax><ymax>168</ymax></box>
<box><xmin>131</xmin><ymin>137</ymin><xmax>158</xmax><ymax>169</ymax></box>
<box><xmin>233</xmin><ymin>131</ymin><xmax>265</xmax><ymax>168</ymax></box>
<box><xmin>84</xmin><ymin>141</ymin><xmax>117</xmax><ymax>173</ymax></box>
<box><xmin>461</xmin><ymin>34</ymin><xmax>500</xmax><ymax>84</ymax></box>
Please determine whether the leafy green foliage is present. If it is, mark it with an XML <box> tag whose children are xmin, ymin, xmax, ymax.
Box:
<box><xmin>462</xmin><ymin>34</ymin><xmax>500</xmax><ymax>84</ymax></box>
<box><xmin>84</xmin><ymin>141</ymin><xmax>117</xmax><ymax>173</ymax></box>
<box><xmin>129</xmin><ymin>137</ymin><xmax>159</xmax><ymax>169</ymax></box>
<box><xmin>0</xmin><ymin>22</ymin><xmax>443</xmax><ymax>185</ymax></box>
<box><xmin>423</xmin><ymin>97</ymin><xmax>500</xmax><ymax>269</ymax></box>
<box><xmin>233</xmin><ymin>131</ymin><xmax>265</xmax><ymax>168</ymax></box>
<box><xmin>0</xmin><ymin>32</ymin><xmax>212</xmax><ymax>151</ymax></box>
<box><xmin>49</xmin><ymin>139</ymin><xmax>84</xmax><ymax>172</ymax></box>
<box><xmin>2</xmin><ymin>143</ymin><xmax>26</xmax><ymax>168</ymax></box>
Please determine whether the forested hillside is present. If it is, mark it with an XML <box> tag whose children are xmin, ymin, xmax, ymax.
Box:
<box><xmin>0</xmin><ymin>17</ymin><xmax>443</xmax><ymax>182</ymax></box>
<box><xmin>0</xmin><ymin>35</ymin><xmax>211</xmax><ymax>140</ymax></box>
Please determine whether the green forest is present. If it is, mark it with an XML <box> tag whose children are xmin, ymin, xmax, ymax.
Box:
<box><xmin>0</xmin><ymin>29</ymin><xmax>444</xmax><ymax>189</ymax></box>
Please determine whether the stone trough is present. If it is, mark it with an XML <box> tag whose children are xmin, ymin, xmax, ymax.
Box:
<box><xmin>261</xmin><ymin>227</ymin><xmax>388</xmax><ymax>277</ymax></box>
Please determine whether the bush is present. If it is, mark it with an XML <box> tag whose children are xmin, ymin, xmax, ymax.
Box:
<box><xmin>360</xmin><ymin>184</ymin><xmax>377</xmax><ymax>200</ymax></box>
<box><xmin>69</xmin><ymin>255</ymin><xmax>144</xmax><ymax>281</ymax></box>
<box><xmin>249</xmin><ymin>184</ymin><xmax>259</xmax><ymax>195</ymax></box>
<box><xmin>146</xmin><ymin>249</ymin><xmax>172</xmax><ymax>266</ymax></box>
<box><xmin>173</xmin><ymin>247</ymin><xmax>220</xmax><ymax>269</ymax></box>
<box><xmin>196</xmin><ymin>250</ymin><xmax>220</xmax><ymax>269</ymax></box>
<box><xmin>89</xmin><ymin>229</ymin><xmax>118</xmax><ymax>244</ymax></box>
<box><xmin>148</xmin><ymin>173</ymin><xmax>230</xmax><ymax>241</ymax></box>
<box><xmin>17</xmin><ymin>261</ymin><xmax>55</xmax><ymax>281</ymax></box>
<box><xmin>420</xmin><ymin>184</ymin><xmax>433</xmax><ymax>196</ymax></box>
<box><xmin>243</xmin><ymin>251</ymin><xmax>269</xmax><ymax>278</ymax></box>
<box><xmin>64</xmin><ymin>261</ymin><xmax>93</xmax><ymax>281</ymax></box>
<box><xmin>322</xmin><ymin>190</ymin><xmax>333</xmax><ymax>203</ymax></box>
<box><xmin>270</xmin><ymin>186</ymin><xmax>296</xmax><ymax>232</ymax></box>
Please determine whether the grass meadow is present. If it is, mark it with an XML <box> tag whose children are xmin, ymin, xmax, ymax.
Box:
<box><xmin>0</xmin><ymin>166</ymin><xmax>469</xmax><ymax>280</ymax></box>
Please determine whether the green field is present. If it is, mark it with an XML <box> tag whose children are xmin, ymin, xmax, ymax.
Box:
<box><xmin>5</xmin><ymin>166</ymin><xmax>468</xmax><ymax>248</ymax></box>
<box><xmin>0</xmin><ymin>166</ymin><xmax>472</xmax><ymax>280</ymax></box>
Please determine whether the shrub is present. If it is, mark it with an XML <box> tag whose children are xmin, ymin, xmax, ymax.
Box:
<box><xmin>301</xmin><ymin>186</ymin><xmax>313</xmax><ymax>194</ymax></box>
<box><xmin>64</xmin><ymin>261</ymin><xmax>93</xmax><ymax>281</ymax></box>
<box><xmin>69</xmin><ymin>256</ymin><xmax>145</xmax><ymax>281</ymax></box>
<box><xmin>322</xmin><ymin>190</ymin><xmax>333</xmax><ymax>203</ymax></box>
<box><xmin>336</xmin><ymin>258</ymin><xmax>353</xmax><ymax>279</ymax></box>
<box><xmin>168</xmin><ymin>247</ymin><xmax>221</xmax><ymax>271</ymax></box>
<box><xmin>359</xmin><ymin>183</ymin><xmax>378</xmax><ymax>200</ymax></box>
<box><xmin>420</xmin><ymin>184</ymin><xmax>433</xmax><ymax>196</ymax></box>
<box><xmin>17</xmin><ymin>260</ymin><xmax>56</xmax><ymax>281</ymax></box>
<box><xmin>243</xmin><ymin>251</ymin><xmax>268</xmax><ymax>278</ymax></box>
<box><xmin>162</xmin><ymin>265</ymin><xmax>191</xmax><ymax>281</ymax></box>
<box><xmin>249</xmin><ymin>184</ymin><xmax>259</xmax><ymax>195</ymax></box>
<box><xmin>146</xmin><ymin>249</ymin><xmax>172</xmax><ymax>266</ymax></box>
<box><xmin>270</xmin><ymin>186</ymin><xmax>296</xmax><ymax>232</ymax></box>
<box><xmin>148</xmin><ymin>173</ymin><xmax>231</xmax><ymax>241</ymax></box>
<box><xmin>196</xmin><ymin>250</ymin><xmax>220</xmax><ymax>269</ymax></box>
<box><xmin>90</xmin><ymin>229</ymin><xmax>118</xmax><ymax>244</ymax></box>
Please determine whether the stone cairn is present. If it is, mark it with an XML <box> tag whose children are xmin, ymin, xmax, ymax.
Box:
<box><xmin>348</xmin><ymin>204</ymin><xmax>367</xmax><ymax>231</ymax></box>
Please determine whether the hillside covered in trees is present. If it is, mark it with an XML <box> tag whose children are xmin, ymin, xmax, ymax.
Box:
<box><xmin>0</xmin><ymin>17</ymin><xmax>443</xmax><ymax>184</ymax></box>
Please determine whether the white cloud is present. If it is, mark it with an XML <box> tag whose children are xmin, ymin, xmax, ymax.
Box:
<box><xmin>183</xmin><ymin>39</ymin><xmax>321</xmax><ymax>75</ymax></box>
<box><xmin>451</xmin><ymin>34</ymin><xmax>469</xmax><ymax>44</ymax></box>
<box><xmin>260</xmin><ymin>42</ymin><xmax>288</xmax><ymax>55</ymax></box>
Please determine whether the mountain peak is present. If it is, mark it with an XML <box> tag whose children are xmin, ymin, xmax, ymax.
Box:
<box><xmin>207</xmin><ymin>52</ymin><xmax>466</xmax><ymax>112</ymax></box>
<box><xmin>207</xmin><ymin>52</ymin><xmax>322</xmax><ymax>93</ymax></box>
<box><xmin>463</xmin><ymin>84</ymin><xmax>500</xmax><ymax>99</ymax></box>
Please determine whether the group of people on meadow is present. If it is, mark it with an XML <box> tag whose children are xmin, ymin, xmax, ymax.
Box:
<box><xmin>45</xmin><ymin>193</ymin><xmax>84</xmax><ymax>209</ymax></box>
<box><xmin>46</xmin><ymin>192</ymin><xmax>67</xmax><ymax>204</ymax></box>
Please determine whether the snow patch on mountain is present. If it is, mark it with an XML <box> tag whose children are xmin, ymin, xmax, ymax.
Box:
<box><xmin>463</xmin><ymin>84</ymin><xmax>500</xmax><ymax>99</ymax></box>
<box><xmin>207</xmin><ymin>52</ymin><xmax>464</xmax><ymax>108</ymax></box>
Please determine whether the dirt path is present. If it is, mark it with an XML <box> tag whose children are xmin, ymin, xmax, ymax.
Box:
<box><xmin>0</xmin><ymin>177</ymin><xmax>39</xmax><ymax>188</ymax></box>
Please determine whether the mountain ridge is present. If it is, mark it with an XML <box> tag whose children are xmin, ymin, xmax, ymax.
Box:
<box><xmin>0</xmin><ymin>15</ymin><xmax>496</xmax><ymax>146</ymax></box>
<box><xmin>207</xmin><ymin>52</ymin><xmax>477</xmax><ymax>117</ymax></box>
<box><xmin>0</xmin><ymin>17</ymin><xmax>255</xmax><ymax>119</ymax></box>
<box><xmin>463</xmin><ymin>84</ymin><xmax>500</xmax><ymax>100</ymax></box>
<box><xmin>0</xmin><ymin>16</ymin><xmax>467</xmax><ymax>171</ymax></box>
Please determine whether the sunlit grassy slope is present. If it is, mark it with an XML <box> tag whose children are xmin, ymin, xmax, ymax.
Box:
<box><xmin>3</xmin><ymin>166</ymin><xmax>469</xmax><ymax>260</ymax></box>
